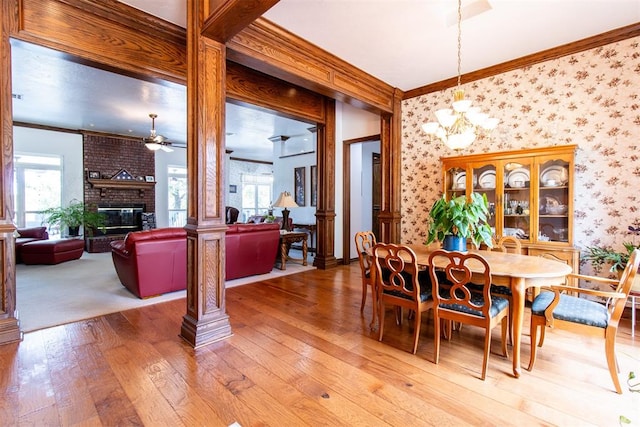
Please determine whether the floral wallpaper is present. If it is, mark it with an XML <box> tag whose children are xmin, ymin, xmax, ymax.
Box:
<box><xmin>401</xmin><ymin>35</ymin><xmax>640</xmax><ymax>278</ymax></box>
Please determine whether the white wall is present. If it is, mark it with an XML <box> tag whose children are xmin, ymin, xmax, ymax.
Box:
<box><xmin>349</xmin><ymin>141</ymin><xmax>380</xmax><ymax>259</ymax></box>
<box><xmin>13</xmin><ymin>126</ymin><xmax>83</xmax><ymax>207</ymax></box>
<box><xmin>153</xmin><ymin>147</ymin><xmax>186</xmax><ymax>227</ymax></box>
<box><xmin>272</xmin><ymin>141</ymin><xmax>316</xmax><ymax>225</ymax></box>
<box><xmin>335</xmin><ymin>102</ymin><xmax>381</xmax><ymax>260</ymax></box>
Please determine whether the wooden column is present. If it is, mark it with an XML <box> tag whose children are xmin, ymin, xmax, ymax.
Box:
<box><xmin>0</xmin><ymin>0</ymin><xmax>21</xmax><ymax>345</ymax></box>
<box><xmin>377</xmin><ymin>88</ymin><xmax>403</xmax><ymax>244</ymax></box>
<box><xmin>313</xmin><ymin>99</ymin><xmax>338</xmax><ymax>269</ymax></box>
<box><xmin>179</xmin><ymin>0</ymin><xmax>232</xmax><ymax>347</ymax></box>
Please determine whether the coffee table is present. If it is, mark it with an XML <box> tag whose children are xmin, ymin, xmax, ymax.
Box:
<box><xmin>277</xmin><ymin>231</ymin><xmax>308</xmax><ymax>270</ymax></box>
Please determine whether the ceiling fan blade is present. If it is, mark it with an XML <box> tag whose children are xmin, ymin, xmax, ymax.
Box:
<box><xmin>160</xmin><ymin>144</ymin><xmax>174</xmax><ymax>153</ymax></box>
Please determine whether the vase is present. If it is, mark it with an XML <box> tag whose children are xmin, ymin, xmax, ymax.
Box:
<box><xmin>443</xmin><ymin>235</ymin><xmax>467</xmax><ymax>252</ymax></box>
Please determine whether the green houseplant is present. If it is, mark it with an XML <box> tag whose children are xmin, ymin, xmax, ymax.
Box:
<box><xmin>583</xmin><ymin>226</ymin><xmax>640</xmax><ymax>274</ymax></box>
<box><xmin>426</xmin><ymin>192</ymin><xmax>493</xmax><ymax>251</ymax></box>
<box><xmin>40</xmin><ymin>200</ymin><xmax>107</xmax><ymax>237</ymax></box>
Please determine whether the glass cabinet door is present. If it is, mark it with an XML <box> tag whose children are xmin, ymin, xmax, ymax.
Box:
<box><xmin>444</xmin><ymin>165</ymin><xmax>468</xmax><ymax>200</ymax></box>
<box><xmin>538</xmin><ymin>157</ymin><xmax>571</xmax><ymax>243</ymax></box>
<box><xmin>470</xmin><ymin>161</ymin><xmax>497</xmax><ymax>234</ymax></box>
<box><xmin>502</xmin><ymin>158</ymin><xmax>532</xmax><ymax>242</ymax></box>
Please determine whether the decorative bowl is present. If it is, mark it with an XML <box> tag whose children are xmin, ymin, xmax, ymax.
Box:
<box><xmin>546</xmin><ymin>205</ymin><xmax>567</xmax><ymax>215</ymax></box>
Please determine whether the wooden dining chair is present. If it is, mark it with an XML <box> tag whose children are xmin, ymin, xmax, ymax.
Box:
<box><xmin>355</xmin><ymin>231</ymin><xmax>377</xmax><ymax>328</ymax></box>
<box><xmin>477</xmin><ymin>235</ymin><xmax>522</xmax><ymax>344</ymax></box>
<box><xmin>372</xmin><ymin>242</ymin><xmax>433</xmax><ymax>354</ymax></box>
<box><xmin>428</xmin><ymin>250</ymin><xmax>509</xmax><ymax>380</ymax></box>
<box><xmin>527</xmin><ymin>249</ymin><xmax>640</xmax><ymax>394</ymax></box>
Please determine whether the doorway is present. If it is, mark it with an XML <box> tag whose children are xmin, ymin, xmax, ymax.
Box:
<box><xmin>342</xmin><ymin>136</ymin><xmax>381</xmax><ymax>263</ymax></box>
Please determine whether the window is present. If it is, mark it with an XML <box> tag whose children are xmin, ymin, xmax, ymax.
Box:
<box><xmin>13</xmin><ymin>153</ymin><xmax>62</xmax><ymax>231</ymax></box>
<box><xmin>168</xmin><ymin>165</ymin><xmax>187</xmax><ymax>226</ymax></box>
<box><xmin>241</xmin><ymin>173</ymin><xmax>273</xmax><ymax>221</ymax></box>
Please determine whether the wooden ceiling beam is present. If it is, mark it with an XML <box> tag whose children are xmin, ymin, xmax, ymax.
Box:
<box><xmin>201</xmin><ymin>0</ymin><xmax>279</xmax><ymax>43</ymax></box>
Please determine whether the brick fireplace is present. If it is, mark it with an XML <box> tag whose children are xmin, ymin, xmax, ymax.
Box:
<box><xmin>83</xmin><ymin>134</ymin><xmax>155</xmax><ymax>252</ymax></box>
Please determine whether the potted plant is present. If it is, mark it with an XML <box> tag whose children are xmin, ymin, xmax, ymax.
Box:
<box><xmin>583</xmin><ymin>226</ymin><xmax>640</xmax><ymax>275</ymax></box>
<box><xmin>426</xmin><ymin>192</ymin><xmax>493</xmax><ymax>251</ymax></box>
<box><xmin>40</xmin><ymin>200</ymin><xmax>107</xmax><ymax>237</ymax></box>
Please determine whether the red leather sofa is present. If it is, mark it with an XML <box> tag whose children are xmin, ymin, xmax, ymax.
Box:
<box><xmin>110</xmin><ymin>227</ymin><xmax>187</xmax><ymax>298</ymax></box>
<box><xmin>15</xmin><ymin>226</ymin><xmax>49</xmax><ymax>263</ymax></box>
<box><xmin>226</xmin><ymin>223</ymin><xmax>281</xmax><ymax>280</ymax></box>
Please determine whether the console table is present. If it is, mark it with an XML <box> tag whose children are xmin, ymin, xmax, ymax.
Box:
<box><xmin>277</xmin><ymin>231</ymin><xmax>308</xmax><ymax>270</ymax></box>
<box><xmin>292</xmin><ymin>223</ymin><xmax>316</xmax><ymax>253</ymax></box>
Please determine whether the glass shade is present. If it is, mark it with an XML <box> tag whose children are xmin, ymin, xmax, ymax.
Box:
<box><xmin>421</xmin><ymin>122</ymin><xmax>439</xmax><ymax>135</ymax></box>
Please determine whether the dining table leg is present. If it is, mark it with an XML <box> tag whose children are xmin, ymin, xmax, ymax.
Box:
<box><xmin>510</xmin><ymin>276</ymin><xmax>526</xmax><ymax>378</ymax></box>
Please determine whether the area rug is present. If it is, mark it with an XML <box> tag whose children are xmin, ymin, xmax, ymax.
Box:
<box><xmin>16</xmin><ymin>251</ymin><xmax>315</xmax><ymax>332</ymax></box>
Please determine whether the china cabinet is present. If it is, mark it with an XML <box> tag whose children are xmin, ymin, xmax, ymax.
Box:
<box><xmin>440</xmin><ymin>145</ymin><xmax>579</xmax><ymax>296</ymax></box>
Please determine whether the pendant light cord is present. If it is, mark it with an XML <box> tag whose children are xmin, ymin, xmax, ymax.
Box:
<box><xmin>457</xmin><ymin>0</ymin><xmax>462</xmax><ymax>89</ymax></box>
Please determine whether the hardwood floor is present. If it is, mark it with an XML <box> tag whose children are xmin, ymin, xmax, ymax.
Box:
<box><xmin>1</xmin><ymin>263</ymin><xmax>639</xmax><ymax>426</ymax></box>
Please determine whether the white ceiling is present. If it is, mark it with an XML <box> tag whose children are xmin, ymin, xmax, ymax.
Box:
<box><xmin>10</xmin><ymin>1</ymin><xmax>640</xmax><ymax>161</ymax></box>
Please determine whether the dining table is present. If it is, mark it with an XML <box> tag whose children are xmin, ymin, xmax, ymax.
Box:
<box><xmin>372</xmin><ymin>243</ymin><xmax>573</xmax><ymax>378</ymax></box>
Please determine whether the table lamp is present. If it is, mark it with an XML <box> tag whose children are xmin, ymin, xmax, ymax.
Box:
<box><xmin>272</xmin><ymin>191</ymin><xmax>298</xmax><ymax>231</ymax></box>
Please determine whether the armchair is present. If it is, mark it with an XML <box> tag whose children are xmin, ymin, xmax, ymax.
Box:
<box><xmin>110</xmin><ymin>227</ymin><xmax>187</xmax><ymax>298</ymax></box>
<box><xmin>528</xmin><ymin>249</ymin><xmax>640</xmax><ymax>393</ymax></box>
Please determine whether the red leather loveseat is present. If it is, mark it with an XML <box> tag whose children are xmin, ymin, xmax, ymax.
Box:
<box><xmin>110</xmin><ymin>227</ymin><xmax>186</xmax><ymax>298</ymax></box>
<box><xmin>226</xmin><ymin>223</ymin><xmax>281</xmax><ymax>280</ymax></box>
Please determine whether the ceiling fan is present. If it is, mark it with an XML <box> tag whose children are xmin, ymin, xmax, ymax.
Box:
<box><xmin>143</xmin><ymin>113</ymin><xmax>173</xmax><ymax>152</ymax></box>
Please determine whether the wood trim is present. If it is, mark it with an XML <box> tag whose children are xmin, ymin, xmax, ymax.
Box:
<box><xmin>229</xmin><ymin>156</ymin><xmax>273</xmax><ymax>165</ymax></box>
<box><xmin>377</xmin><ymin>89</ymin><xmax>403</xmax><ymax>244</ymax></box>
<box><xmin>201</xmin><ymin>0</ymin><xmax>279</xmax><ymax>43</ymax></box>
<box><xmin>342</xmin><ymin>134</ymin><xmax>381</xmax><ymax>265</ymax></box>
<box><xmin>312</xmin><ymin>99</ymin><xmax>338</xmax><ymax>270</ymax></box>
<box><xmin>14</xmin><ymin>0</ymin><xmax>187</xmax><ymax>85</ymax></box>
<box><xmin>180</xmin><ymin>1</ymin><xmax>232</xmax><ymax>348</ymax></box>
<box><xmin>440</xmin><ymin>144</ymin><xmax>578</xmax><ymax>164</ymax></box>
<box><xmin>404</xmin><ymin>22</ymin><xmax>640</xmax><ymax>99</ymax></box>
<box><xmin>0</xmin><ymin>0</ymin><xmax>21</xmax><ymax>345</ymax></box>
<box><xmin>227</xmin><ymin>62</ymin><xmax>325</xmax><ymax>124</ymax></box>
<box><xmin>227</xmin><ymin>18</ymin><xmax>398</xmax><ymax>114</ymax></box>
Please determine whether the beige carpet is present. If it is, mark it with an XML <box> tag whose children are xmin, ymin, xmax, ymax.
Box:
<box><xmin>16</xmin><ymin>251</ymin><xmax>315</xmax><ymax>333</ymax></box>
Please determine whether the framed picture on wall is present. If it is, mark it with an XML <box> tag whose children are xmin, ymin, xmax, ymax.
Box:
<box><xmin>88</xmin><ymin>170</ymin><xmax>100</xmax><ymax>179</ymax></box>
<box><xmin>294</xmin><ymin>166</ymin><xmax>305</xmax><ymax>206</ymax></box>
<box><xmin>310</xmin><ymin>165</ymin><xmax>317</xmax><ymax>207</ymax></box>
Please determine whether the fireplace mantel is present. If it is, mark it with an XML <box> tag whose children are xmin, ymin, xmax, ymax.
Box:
<box><xmin>88</xmin><ymin>178</ymin><xmax>155</xmax><ymax>197</ymax></box>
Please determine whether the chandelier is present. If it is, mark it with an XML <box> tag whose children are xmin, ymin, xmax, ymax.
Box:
<box><xmin>421</xmin><ymin>0</ymin><xmax>498</xmax><ymax>150</ymax></box>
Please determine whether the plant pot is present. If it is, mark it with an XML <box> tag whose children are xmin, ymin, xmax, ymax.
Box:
<box><xmin>68</xmin><ymin>226</ymin><xmax>80</xmax><ymax>237</ymax></box>
<box><xmin>443</xmin><ymin>235</ymin><xmax>467</xmax><ymax>252</ymax></box>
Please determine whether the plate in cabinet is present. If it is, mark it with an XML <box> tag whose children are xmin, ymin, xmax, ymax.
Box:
<box><xmin>478</xmin><ymin>170</ymin><xmax>496</xmax><ymax>189</ymax></box>
<box><xmin>540</xmin><ymin>165</ymin><xmax>568</xmax><ymax>186</ymax></box>
<box><xmin>507</xmin><ymin>168</ymin><xmax>530</xmax><ymax>187</ymax></box>
<box><xmin>452</xmin><ymin>172</ymin><xmax>477</xmax><ymax>190</ymax></box>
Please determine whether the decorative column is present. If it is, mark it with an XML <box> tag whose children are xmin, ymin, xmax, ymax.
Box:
<box><xmin>377</xmin><ymin>88</ymin><xmax>403</xmax><ymax>244</ymax></box>
<box><xmin>180</xmin><ymin>0</ymin><xmax>232</xmax><ymax>347</ymax></box>
<box><xmin>0</xmin><ymin>0</ymin><xmax>21</xmax><ymax>344</ymax></box>
<box><xmin>312</xmin><ymin>99</ymin><xmax>338</xmax><ymax>269</ymax></box>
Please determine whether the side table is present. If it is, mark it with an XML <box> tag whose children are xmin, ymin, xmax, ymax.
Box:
<box><xmin>277</xmin><ymin>231</ymin><xmax>308</xmax><ymax>270</ymax></box>
<box><xmin>293</xmin><ymin>223</ymin><xmax>317</xmax><ymax>253</ymax></box>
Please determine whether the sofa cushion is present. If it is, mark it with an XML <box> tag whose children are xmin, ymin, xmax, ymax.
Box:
<box><xmin>230</xmin><ymin>223</ymin><xmax>281</xmax><ymax>234</ymax></box>
<box><xmin>17</xmin><ymin>226</ymin><xmax>48</xmax><ymax>239</ymax></box>
<box><xmin>123</xmin><ymin>227</ymin><xmax>186</xmax><ymax>251</ymax></box>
